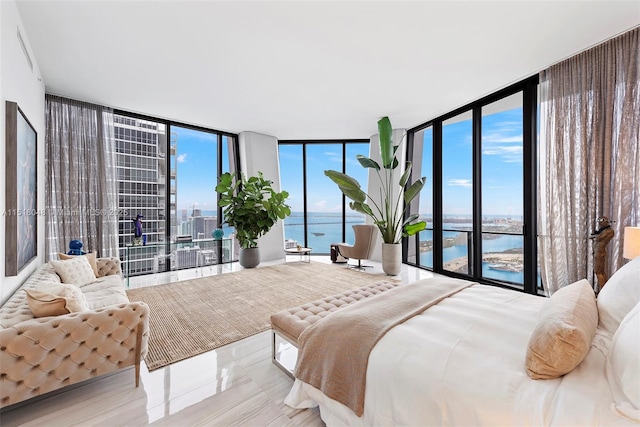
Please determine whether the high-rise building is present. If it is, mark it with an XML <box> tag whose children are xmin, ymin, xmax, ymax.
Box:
<box><xmin>204</xmin><ymin>217</ymin><xmax>217</xmax><ymax>239</ymax></box>
<box><xmin>115</xmin><ymin>115</ymin><xmax>177</xmax><ymax>276</ymax></box>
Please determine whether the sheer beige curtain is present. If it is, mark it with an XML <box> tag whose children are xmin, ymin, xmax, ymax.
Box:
<box><xmin>45</xmin><ymin>95</ymin><xmax>119</xmax><ymax>261</ymax></box>
<box><xmin>538</xmin><ymin>28</ymin><xmax>640</xmax><ymax>295</ymax></box>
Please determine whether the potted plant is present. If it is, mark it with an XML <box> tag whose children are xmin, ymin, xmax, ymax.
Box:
<box><xmin>216</xmin><ymin>171</ymin><xmax>291</xmax><ymax>268</ymax></box>
<box><xmin>324</xmin><ymin>116</ymin><xmax>426</xmax><ymax>275</ymax></box>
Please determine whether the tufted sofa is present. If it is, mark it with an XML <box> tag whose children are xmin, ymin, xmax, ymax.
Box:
<box><xmin>0</xmin><ymin>257</ymin><xmax>150</xmax><ymax>408</ymax></box>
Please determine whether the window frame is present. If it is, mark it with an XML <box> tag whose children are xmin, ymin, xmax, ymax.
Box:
<box><xmin>114</xmin><ymin>109</ymin><xmax>240</xmax><ymax>274</ymax></box>
<box><xmin>405</xmin><ymin>75</ymin><xmax>539</xmax><ymax>294</ymax></box>
<box><xmin>278</xmin><ymin>139</ymin><xmax>370</xmax><ymax>253</ymax></box>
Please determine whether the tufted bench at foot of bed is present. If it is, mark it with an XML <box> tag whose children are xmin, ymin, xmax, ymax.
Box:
<box><xmin>270</xmin><ymin>280</ymin><xmax>400</xmax><ymax>378</ymax></box>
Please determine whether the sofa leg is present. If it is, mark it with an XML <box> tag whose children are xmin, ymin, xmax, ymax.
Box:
<box><xmin>134</xmin><ymin>323</ymin><xmax>143</xmax><ymax>387</ymax></box>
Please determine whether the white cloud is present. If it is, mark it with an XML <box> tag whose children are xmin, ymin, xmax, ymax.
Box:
<box><xmin>176</xmin><ymin>153</ymin><xmax>187</xmax><ymax>163</ymax></box>
<box><xmin>314</xmin><ymin>200</ymin><xmax>327</xmax><ymax>209</ymax></box>
<box><xmin>482</xmin><ymin>131</ymin><xmax>523</xmax><ymax>163</ymax></box>
<box><xmin>448</xmin><ymin>179</ymin><xmax>472</xmax><ymax>188</ymax></box>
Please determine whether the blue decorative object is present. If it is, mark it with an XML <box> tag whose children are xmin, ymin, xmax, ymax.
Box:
<box><xmin>67</xmin><ymin>240</ymin><xmax>86</xmax><ymax>256</ymax></box>
<box><xmin>133</xmin><ymin>214</ymin><xmax>144</xmax><ymax>237</ymax></box>
<box><xmin>212</xmin><ymin>228</ymin><xmax>224</xmax><ymax>240</ymax></box>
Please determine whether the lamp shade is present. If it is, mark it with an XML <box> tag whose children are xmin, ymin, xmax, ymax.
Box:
<box><xmin>623</xmin><ymin>226</ymin><xmax>640</xmax><ymax>259</ymax></box>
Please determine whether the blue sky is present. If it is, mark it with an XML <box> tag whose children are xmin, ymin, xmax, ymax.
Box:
<box><xmin>173</xmin><ymin>105</ymin><xmax>523</xmax><ymax>217</ymax></box>
<box><xmin>279</xmin><ymin>143</ymin><xmax>369</xmax><ymax>213</ymax></box>
<box><xmin>421</xmin><ymin>106</ymin><xmax>523</xmax><ymax>217</ymax></box>
<box><xmin>173</xmin><ymin>126</ymin><xmax>227</xmax><ymax>213</ymax></box>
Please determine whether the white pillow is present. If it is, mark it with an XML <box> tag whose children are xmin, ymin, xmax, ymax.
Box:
<box><xmin>597</xmin><ymin>256</ymin><xmax>640</xmax><ymax>335</ymax></box>
<box><xmin>50</xmin><ymin>256</ymin><xmax>97</xmax><ymax>286</ymax></box>
<box><xmin>606</xmin><ymin>301</ymin><xmax>640</xmax><ymax>422</ymax></box>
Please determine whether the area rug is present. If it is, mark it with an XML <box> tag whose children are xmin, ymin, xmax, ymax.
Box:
<box><xmin>126</xmin><ymin>261</ymin><xmax>398</xmax><ymax>371</ymax></box>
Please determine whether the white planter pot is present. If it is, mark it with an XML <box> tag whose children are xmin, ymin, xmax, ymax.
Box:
<box><xmin>239</xmin><ymin>247</ymin><xmax>260</xmax><ymax>268</ymax></box>
<box><xmin>382</xmin><ymin>243</ymin><xmax>402</xmax><ymax>276</ymax></box>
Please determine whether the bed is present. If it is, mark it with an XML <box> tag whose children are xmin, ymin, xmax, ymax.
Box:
<box><xmin>284</xmin><ymin>256</ymin><xmax>640</xmax><ymax>426</ymax></box>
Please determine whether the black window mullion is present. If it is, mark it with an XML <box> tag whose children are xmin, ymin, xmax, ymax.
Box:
<box><xmin>433</xmin><ymin>121</ymin><xmax>443</xmax><ymax>273</ymax></box>
<box><xmin>403</xmin><ymin>131</ymin><xmax>415</xmax><ymax>263</ymax></box>
<box><xmin>164</xmin><ymin>123</ymin><xmax>172</xmax><ymax>272</ymax></box>
<box><xmin>216</xmin><ymin>134</ymin><xmax>223</xmax><ymax>229</ymax></box>
<box><xmin>302</xmin><ymin>143</ymin><xmax>308</xmax><ymax>248</ymax></box>
<box><xmin>216</xmin><ymin>134</ymin><xmax>223</xmax><ymax>264</ymax></box>
<box><xmin>472</xmin><ymin>107</ymin><xmax>482</xmax><ymax>279</ymax></box>
<box><xmin>523</xmin><ymin>78</ymin><xmax>539</xmax><ymax>294</ymax></box>
<box><xmin>342</xmin><ymin>142</ymin><xmax>347</xmax><ymax>243</ymax></box>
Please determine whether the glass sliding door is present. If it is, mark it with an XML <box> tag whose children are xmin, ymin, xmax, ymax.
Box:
<box><xmin>114</xmin><ymin>115</ymin><xmax>167</xmax><ymax>275</ymax></box>
<box><xmin>172</xmin><ymin>126</ymin><xmax>219</xmax><ymax>241</ymax></box>
<box><xmin>481</xmin><ymin>92</ymin><xmax>525</xmax><ymax>285</ymax></box>
<box><xmin>442</xmin><ymin>110</ymin><xmax>474</xmax><ymax>276</ymax></box>
<box><xmin>170</xmin><ymin>126</ymin><xmax>239</xmax><ymax>267</ymax></box>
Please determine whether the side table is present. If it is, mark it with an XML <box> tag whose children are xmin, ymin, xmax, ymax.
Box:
<box><xmin>284</xmin><ymin>247</ymin><xmax>312</xmax><ymax>263</ymax></box>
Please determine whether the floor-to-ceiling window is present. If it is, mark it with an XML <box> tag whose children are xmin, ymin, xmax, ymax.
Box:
<box><xmin>115</xmin><ymin>112</ymin><xmax>238</xmax><ymax>276</ymax></box>
<box><xmin>480</xmin><ymin>93</ymin><xmax>525</xmax><ymax>284</ymax></box>
<box><xmin>278</xmin><ymin>140</ymin><xmax>369</xmax><ymax>253</ymax></box>
<box><xmin>115</xmin><ymin>115</ymin><xmax>168</xmax><ymax>275</ymax></box>
<box><xmin>407</xmin><ymin>76</ymin><xmax>538</xmax><ymax>293</ymax></box>
<box><xmin>442</xmin><ymin>110</ymin><xmax>474</xmax><ymax>275</ymax></box>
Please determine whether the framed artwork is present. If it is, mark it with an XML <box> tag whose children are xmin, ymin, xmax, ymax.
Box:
<box><xmin>5</xmin><ymin>101</ymin><xmax>37</xmax><ymax>276</ymax></box>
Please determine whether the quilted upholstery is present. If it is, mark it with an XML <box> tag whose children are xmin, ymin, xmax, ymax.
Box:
<box><xmin>96</xmin><ymin>257</ymin><xmax>122</xmax><ymax>278</ymax></box>
<box><xmin>271</xmin><ymin>281</ymin><xmax>400</xmax><ymax>345</ymax></box>
<box><xmin>0</xmin><ymin>258</ymin><xmax>149</xmax><ymax>408</ymax></box>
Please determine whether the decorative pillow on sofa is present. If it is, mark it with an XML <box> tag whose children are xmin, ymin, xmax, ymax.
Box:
<box><xmin>25</xmin><ymin>283</ymin><xmax>89</xmax><ymax>317</ymax></box>
<box><xmin>50</xmin><ymin>256</ymin><xmax>96</xmax><ymax>286</ymax></box>
<box><xmin>525</xmin><ymin>279</ymin><xmax>598</xmax><ymax>379</ymax></box>
<box><xmin>597</xmin><ymin>255</ymin><xmax>640</xmax><ymax>335</ymax></box>
<box><xmin>606</xmin><ymin>301</ymin><xmax>640</xmax><ymax>422</ymax></box>
<box><xmin>58</xmin><ymin>251</ymin><xmax>99</xmax><ymax>277</ymax></box>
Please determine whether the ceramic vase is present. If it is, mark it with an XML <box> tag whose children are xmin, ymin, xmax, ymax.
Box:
<box><xmin>382</xmin><ymin>243</ymin><xmax>402</xmax><ymax>275</ymax></box>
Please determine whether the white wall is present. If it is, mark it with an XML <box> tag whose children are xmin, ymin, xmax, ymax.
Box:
<box><xmin>238</xmin><ymin>131</ymin><xmax>285</xmax><ymax>263</ymax></box>
<box><xmin>0</xmin><ymin>0</ymin><xmax>46</xmax><ymax>304</ymax></box>
<box><xmin>367</xmin><ymin>128</ymin><xmax>407</xmax><ymax>262</ymax></box>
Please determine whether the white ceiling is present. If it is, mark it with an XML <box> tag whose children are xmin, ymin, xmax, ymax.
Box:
<box><xmin>16</xmin><ymin>1</ymin><xmax>640</xmax><ymax>139</ymax></box>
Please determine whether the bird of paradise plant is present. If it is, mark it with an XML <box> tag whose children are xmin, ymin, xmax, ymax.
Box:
<box><xmin>324</xmin><ymin>116</ymin><xmax>427</xmax><ymax>244</ymax></box>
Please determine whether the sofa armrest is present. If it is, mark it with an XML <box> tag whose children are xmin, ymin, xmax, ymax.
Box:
<box><xmin>96</xmin><ymin>257</ymin><xmax>122</xmax><ymax>277</ymax></box>
<box><xmin>0</xmin><ymin>301</ymin><xmax>149</xmax><ymax>407</ymax></box>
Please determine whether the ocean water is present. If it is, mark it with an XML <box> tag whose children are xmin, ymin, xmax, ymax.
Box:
<box><xmin>284</xmin><ymin>213</ymin><xmax>525</xmax><ymax>284</ymax></box>
<box><xmin>284</xmin><ymin>212</ymin><xmax>365</xmax><ymax>250</ymax></box>
<box><xmin>419</xmin><ymin>229</ymin><xmax>524</xmax><ymax>284</ymax></box>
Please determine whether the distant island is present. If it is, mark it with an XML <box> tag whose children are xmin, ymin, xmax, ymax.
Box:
<box><xmin>444</xmin><ymin>249</ymin><xmax>524</xmax><ymax>274</ymax></box>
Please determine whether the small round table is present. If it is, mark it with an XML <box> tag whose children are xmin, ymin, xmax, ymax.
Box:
<box><xmin>284</xmin><ymin>247</ymin><xmax>312</xmax><ymax>263</ymax></box>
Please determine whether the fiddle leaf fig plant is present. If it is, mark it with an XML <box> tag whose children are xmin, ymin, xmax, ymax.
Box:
<box><xmin>324</xmin><ymin>116</ymin><xmax>427</xmax><ymax>244</ymax></box>
<box><xmin>216</xmin><ymin>171</ymin><xmax>291</xmax><ymax>249</ymax></box>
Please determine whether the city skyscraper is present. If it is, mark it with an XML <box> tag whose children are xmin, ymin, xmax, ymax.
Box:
<box><xmin>114</xmin><ymin>115</ymin><xmax>175</xmax><ymax>275</ymax></box>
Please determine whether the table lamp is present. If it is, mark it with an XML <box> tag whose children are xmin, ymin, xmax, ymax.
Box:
<box><xmin>623</xmin><ymin>226</ymin><xmax>640</xmax><ymax>259</ymax></box>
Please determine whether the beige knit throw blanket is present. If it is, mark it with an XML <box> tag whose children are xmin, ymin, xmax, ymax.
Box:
<box><xmin>294</xmin><ymin>277</ymin><xmax>474</xmax><ymax>417</ymax></box>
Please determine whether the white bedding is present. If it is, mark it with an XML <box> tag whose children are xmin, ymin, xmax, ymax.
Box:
<box><xmin>285</xmin><ymin>283</ymin><xmax>635</xmax><ymax>426</ymax></box>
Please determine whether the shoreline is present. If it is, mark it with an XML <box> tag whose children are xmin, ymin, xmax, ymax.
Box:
<box><xmin>443</xmin><ymin>252</ymin><xmax>524</xmax><ymax>274</ymax></box>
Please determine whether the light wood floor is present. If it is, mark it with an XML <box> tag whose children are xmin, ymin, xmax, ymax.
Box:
<box><xmin>0</xmin><ymin>256</ymin><xmax>434</xmax><ymax>426</ymax></box>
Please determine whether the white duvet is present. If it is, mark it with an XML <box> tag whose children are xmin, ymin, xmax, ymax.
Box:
<box><xmin>285</xmin><ymin>284</ymin><xmax>635</xmax><ymax>426</ymax></box>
